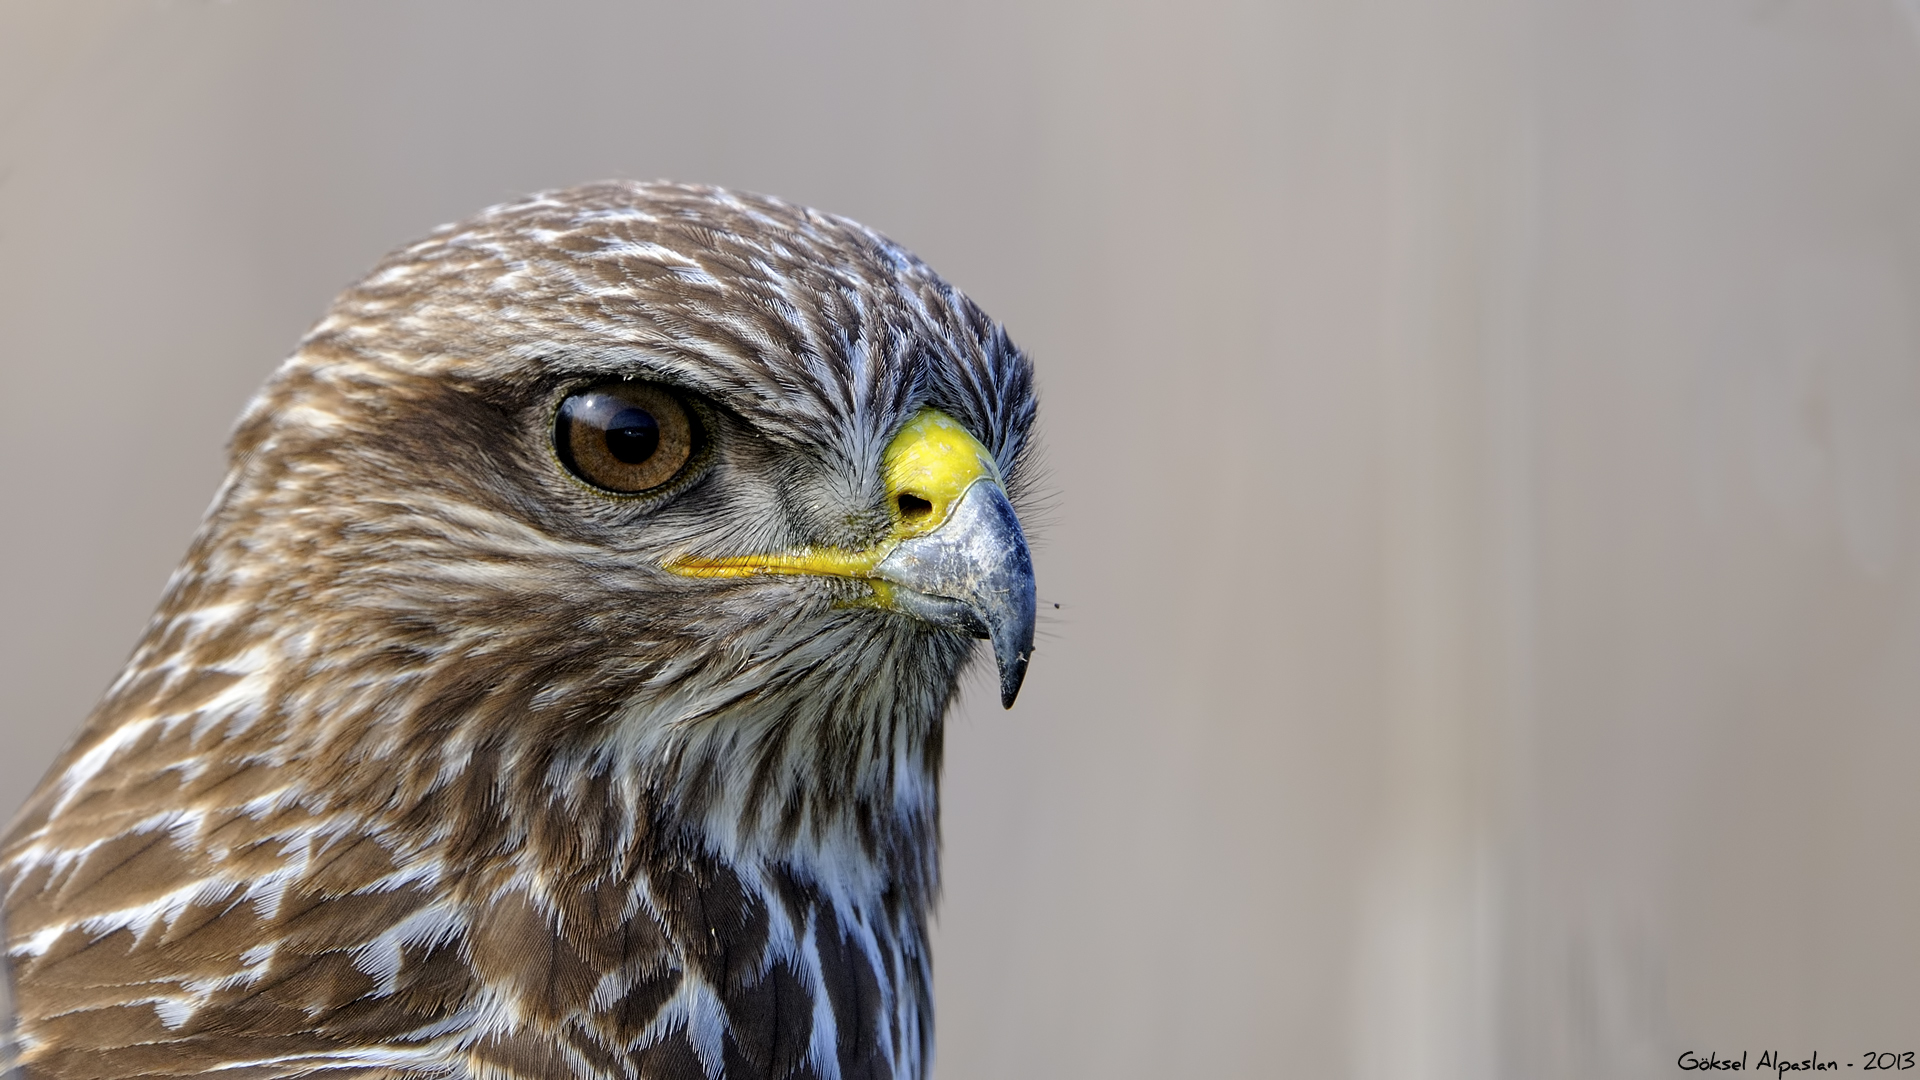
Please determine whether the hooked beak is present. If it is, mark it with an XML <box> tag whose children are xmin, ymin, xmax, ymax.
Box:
<box><xmin>871</xmin><ymin>478</ymin><xmax>1035</xmax><ymax>707</ymax></box>
<box><xmin>665</xmin><ymin>409</ymin><xmax>1038</xmax><ymax>708</ymax></box>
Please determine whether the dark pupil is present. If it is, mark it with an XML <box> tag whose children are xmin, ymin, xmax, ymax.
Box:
<box><xmin>603</xmin><ymin>407</ymin><xmax>660</xmax><ymax>464</ymax></box>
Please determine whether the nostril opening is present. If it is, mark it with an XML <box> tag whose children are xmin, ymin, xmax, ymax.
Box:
<box><xmin>897</xmin><ymin>493</ymin><xmax>934</xmax><ymax>521</ymax></box>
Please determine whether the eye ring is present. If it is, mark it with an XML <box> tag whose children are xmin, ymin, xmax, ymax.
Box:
<box><xmin>554</xmin><ymin>381</ymin><xmax>697</xmax><ymax>494</ymax></box>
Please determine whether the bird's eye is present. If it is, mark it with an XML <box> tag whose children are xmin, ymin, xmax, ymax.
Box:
<box><xmin>554</xmin><ymin>382</ymin><xmax>696</xmax><ymax>494</ymax></box>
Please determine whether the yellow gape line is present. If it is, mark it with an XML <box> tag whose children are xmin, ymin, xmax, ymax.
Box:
<box><xmin>665</xmin><ymin>408</ymin><xmax>1002</xmax><ymax>579</ymax></box>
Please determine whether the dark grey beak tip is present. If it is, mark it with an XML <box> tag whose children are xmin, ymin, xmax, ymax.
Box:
<box><xmin>979</xmin><ymin>488</ymin><xmax>1036</xmax><ymax>710</ymax></box>
<box><xmin>998</xmin><ymin>647</ymin><xmax>1031</xmax><ymax>709</ymax></box>
<box><xmin>991</xmin><ymin>551</ymin><xmax>1036</xmax><ymax>709</ymax></box>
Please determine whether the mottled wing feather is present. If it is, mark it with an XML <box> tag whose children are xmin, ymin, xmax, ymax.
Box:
<box><xmin>2</xmin><ymin>720</ymin><xmax>476</xmax><ymax>1078</ymax></box>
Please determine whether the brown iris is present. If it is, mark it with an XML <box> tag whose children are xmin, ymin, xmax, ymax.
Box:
<box><xmin>554</xmin><ymin>382</ymin><xmax>695</xmax><ymax>494</ymax></box>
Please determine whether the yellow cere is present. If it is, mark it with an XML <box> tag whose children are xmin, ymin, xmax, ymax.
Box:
<box><xmin>880</xmin><ymin>408</ymin><xmax>1002</xmax><ymax>538</ymax></box>
<box><xmin>665</xmin><ymin>408</ymin><xmax>1001</xmax><ymax>580</ymax></box>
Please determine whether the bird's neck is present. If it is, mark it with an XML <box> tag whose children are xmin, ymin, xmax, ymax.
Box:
<box><xmin>605</xmin><ymin>688</ymin><xmax>948</xmax><ymax>916</ymax></box>
<box><xmin>439</xmin><ymin>697</ymin><xmax>945</xmax><ymax>1079</ymax></box>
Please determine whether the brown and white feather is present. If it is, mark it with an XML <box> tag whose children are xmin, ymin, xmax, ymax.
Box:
<box><xmin>1</xmin><ymin>182</ymin><xmax>1036</xmax><ymax>1080</ymax></box>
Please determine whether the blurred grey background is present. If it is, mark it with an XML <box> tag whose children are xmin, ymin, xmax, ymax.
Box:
<box><xmin>6</xmin><ymin>0</ymin><xmax>1920</xmax><ymax>1076</ymax></box>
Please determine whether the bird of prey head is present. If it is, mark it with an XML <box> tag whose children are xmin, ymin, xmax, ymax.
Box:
<box><xmin>0</xmin><ymin>182</ymin><xmax>1038</xmax><ymax>1080</ymax></box>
